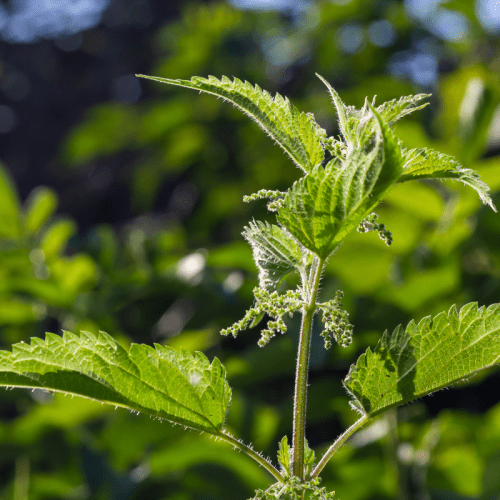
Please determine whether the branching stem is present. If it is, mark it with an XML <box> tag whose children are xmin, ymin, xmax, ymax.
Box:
<box><xmin>217</xmin><ymin>430</ymin><xmax>285</xmax><ymax>483</ymax></box>
<box><xmin>292</xmin><ymin>256</ymin><xmax>325</xmax><ymax>479</ymax></box>
<box><xmin>311</xmin><ymin>414</ymin><xmax>369</xmax><ymax>479</ymax></box>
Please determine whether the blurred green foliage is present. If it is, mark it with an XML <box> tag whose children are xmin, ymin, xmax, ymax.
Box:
<box><xmin>1</xmin><ymin>0</ymin><xmax>500</xmax><ymax>499</ymax></box>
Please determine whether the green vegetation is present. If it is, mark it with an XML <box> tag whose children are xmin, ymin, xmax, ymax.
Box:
<box><xmin>2</xmin><ymin>3</ymin><xmax>500</xmax><ymax>499</ymax></box>
<box><xmin>1</xmin><ymin>71</ymin><xmax>498</xmax><ymax>499</ymax></box>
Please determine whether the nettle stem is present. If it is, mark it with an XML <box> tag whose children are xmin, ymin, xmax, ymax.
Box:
<box><xmin>292</xmin><ymin>256</ymin><xmax>324</xmax><ymax>479</ymax></box>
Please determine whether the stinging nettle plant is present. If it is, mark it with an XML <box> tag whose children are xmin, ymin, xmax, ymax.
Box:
<box><xmin>1</xmin><ymin>73</ymin><xmax>499</xmax><ymax>499</ymax></box>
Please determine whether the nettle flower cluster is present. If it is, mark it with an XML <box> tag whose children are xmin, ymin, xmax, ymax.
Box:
<box><xmin>221</xmin><ymin>285</ymin><xmax>354</xmax><ymax>350</ymax></box>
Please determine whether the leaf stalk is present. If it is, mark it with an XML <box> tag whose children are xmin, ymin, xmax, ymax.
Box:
<box><xmin>311</xmin><ymin>414</ymin><xmax>369</xmax><ymax>479</ymax></box>
<box><xmin>217</xmin><ymin>430</ymin><xmax>285</xmax><ymax>483</ymax></box>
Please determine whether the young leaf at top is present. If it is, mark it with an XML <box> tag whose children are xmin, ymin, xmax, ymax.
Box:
<box><xmin>0</xmin><ymin>331</ymin><xmax>231</xmax><ymax>433</ymax></box>
<box><xmin>316</xmin><ymin>73</ymin><xmax>429</xmax><ymax>152</ymax></box>
<box><xmin>243</xmin><ymin>221</ymin><xmax>309</xmax><ymax>290</ymax></box>
<box><xmin>375</xmin><ymin>93</ymin><xmax>431</xmax><ymax>125</ymax></box>
<box><xmin>398</xmin><ymin>147</ymin><xmax>497</xmax><ymax>211</ymax></box>
<box><xmin>136</xmin><ymin>74</ymin><xmax>325</xmax><ymax>173</ymax></box>
<box><xmin>276</xmin><ymin>105</ymin><xmax>404</xmax><ymax>259</ymax></box>
<box><xmin>344</xmin><ymin>302</ymin><xmax>500</xmax><ymax>417</ymax></box>
<box><xmin>316</xmin><ymin>74</ymin><xmax>352</xmax><ymax>147</ymax></box>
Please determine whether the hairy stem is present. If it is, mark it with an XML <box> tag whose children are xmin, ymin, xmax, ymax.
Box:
<box><xmin>217</xmin><ymin>430</ymin><xmax>285</xmax><ymax>483</ymax></box>
<box><xmin>311</xmin><ymin>414</ymin><xmax>369</xmax><ymax>479</ymax></box>
<box><xmin>292</xmin><ymin>256</ymin><xmax>324</xmax><ymax>479</ymax></box>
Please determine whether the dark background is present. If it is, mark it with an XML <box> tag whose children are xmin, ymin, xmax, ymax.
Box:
<box><xmin>0</xmin><ymin>0</ymin><xmax>500</xmax><ymax>499</ymax></box>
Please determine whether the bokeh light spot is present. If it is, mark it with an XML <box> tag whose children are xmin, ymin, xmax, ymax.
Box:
<box><xmin>262</xmin><ymin>36</ymin><xmax>293</xmax><ymax>66</ymax></box>
<box><xmin>0</xmin><ymin>0</ymin><xmax>110</xmax><ymax>43</ymax></box>
<box><xmin>368</xmin><ymin>20</ymin><xmax>396</xmax><ymax>47</ymax></box>
<box><xmin>229</xmin><ymin>0</ymin><xmax>312</xmax><ymax>12</ymax></box>
<box><xmin>389</xmin><ymin>50</ymin><xmax>438</xmax><ymax>86</ymax></box>
<box><xmin>476</xmin><ymin>0</ymin><xmax>500</xmax><ymax>32</ymax></box>
<box><xmin>337</xmin><ymin>24</ymin><xmax>364</xmax><ymax>53</ymax></box>
<box><xmin>430</xmin><ymin>10</ymin><xmax>469</xmax><ymax>40</ymax></box>
<box><xmin>176</xmin><ymin>252</ymin><xmax>206</xmax><ymax>284</ymax></box>
<box><xmin>222</xmin><ymin>271</ymin><xmax>244</xmax><ymax>294</ymax></box>
<box><xmin>405</xmin><ymin>0</ymin><xmax>442</xmax><ymax>20</ymax></box>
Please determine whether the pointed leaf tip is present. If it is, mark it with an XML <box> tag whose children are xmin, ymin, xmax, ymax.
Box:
<box><xmin>138</xmin><ymin>73</ymin><xmax>325</xmax><ymax>173</ymax></box>
<box><xmin>398</xmin><ymin>147</ymin><xmax>497</xmax><ymax>211</ymax></box>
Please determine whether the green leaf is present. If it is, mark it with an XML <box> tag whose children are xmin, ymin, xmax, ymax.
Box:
<box><xmin>276</xmin><ymin>106</ymin><xmax>404</xmax><ymax>258</ymax></box>
<box><xmin>249</xmin><ymin>311</ymin><xmax>266</xmax><ymax>329</ymax></box>
<box><xmin>304</xmin><ymin>439</ymin><xmax>316</xmax><ymax>477</ymax></box>
<box><xmin>276</xmin><ymin>436</ymin><xmax>315</xmax><ymax>478</ymax></box>
<box><xmin>457</xmin><ymin>77</ymin><xmax>500</xmax><ymax>164</ymax></box>
<box><xmin>0</xmin><ymin>162</ymin><xmax>21</xmax><ymax>239</ymax></box>
<box><xmin>242</xmin><ymin>221</ymin><xmax>308</xmax><ymax>289</ymax></box>
<box><xmin>277</xmin><ymin>436</ymin><xmax>291</xmax><ymax>477</ymax></box>
<box><xmin>344</xmin><ymin>302</ymin><xmax>500</xmax><ymax>417</ymax></box>
<box><xmin>61</xmin><ymin>103</ymin><xmax>137</xmax><ymax>166</ymax></box>
<box><xmin>0</xmin><ymin>331</ymin><xmax>232</xmax><ymax>433</ymax></box>
<box><xmin>316</xmin><ymin>74</ymin><xmax>352</xmax><ymax>146</ymax></box>
<box><xmin>136</xmin><ymin>74</ymin><xmax>325</xmax><ymax>173</ymax></box>
<box><xmin>375</xmin><ymin>93</ymin><xmax>431</xmax><ymax>125</ymax></box>
<box><xmin>24</xmin><ymin>187</ymin><xmax>58</xmax><ymax>234</ymax></box>
<box><xmin>317</xmin><ymin>74</ymin><xmax>429</xmax><ymax>150</ymax></box>
<box><xmin>398</xmin><ymin>147</ymin><xmax>497</xmax><ymax>211</ymax></box>
<box><xmin>41</xmin><ymin>220</ymin><xmax>77</xmax><ymax>258</ymax></box>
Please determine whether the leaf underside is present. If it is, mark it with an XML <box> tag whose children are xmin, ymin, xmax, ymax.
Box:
<box><xmin>344</xmin><ymin>302</ymin><xmax>500</xmax><ymax>417</ymax></box>
<box><xmin>243</xmin><ymin>221</ymin><xmax>307</xmax><ymax>289</ymax></box>
<box><xmin>0</xmin><ymin>331</ymin><xmax>231</xmax><ymax>433</ymax></box>
<box><xmin>398</xmin><ymin>147</ymin><xmax>497</xmax><ymax>211</ymax></box>
<box><xmin>136</xmin><ymin>74</ymin><xmax>325</xmax><ymax>173</ymax></box>
<box><xmin>277</xmin><ymin>106</ymin><xmax>404</xmax><ymax>258</ymax></box>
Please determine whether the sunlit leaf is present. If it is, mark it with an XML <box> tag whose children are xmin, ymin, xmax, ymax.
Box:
<box><xmin>136</xmin><ymin>74</ymin><xmax>325</xmax><ymax>173</ymax></box>
<box><xmin>24</xmin><ymin>187</ymin><xmax>58</xmax><ymax>234</ymax></box>
<box><xmin>458</xmin><ymin>77</ymin><xmax>500</xmax><ymax>163</ymax></box>
<box><xmin>0</xmin><ymin>162</ymin><xmax>21</xmax><ymax>239</ymax></box>
<box><xmin>345</xmin><ymin>302</ymin><xmax>500</xmax><ymax>416</ymax></box>
<box><xmin>277</xmin><ymin>436</ymin><xmax>291</xmax><ymax>478</ymax></box>
<box><xmin>375</xmin><ymin>93</ymin><xmax>431</xmax><ymax>125</ymax></box>
<box><xmin>317</xmin><ymin>74</ymin><xmax>429</xmax><ymax>150</ymax></box>
<box><xmin>277</xmin><ymin>106</ymin><xmax>404</xmax><ymax>258</ymax></box>
<box><xmin>41</xmin><ymin>220</ymin><xmax>77</xmax><ymax>259</ymax></box>
<box><xmin>62</xmin><ymin>104</ymin><xmax>137</xmax><ymax>166</ymax></box>
<box><xmin>0</xmin><ymin>331</ymin><xmax>232</xmax><ymax>433</ymax></box>
<box><xmin>398</xmin><ymin>147</ymin><xmax>497</xmax><ymax>211</ymax></box>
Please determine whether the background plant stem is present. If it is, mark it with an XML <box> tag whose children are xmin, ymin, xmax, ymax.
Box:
<box><xmin>292</xmin><ymin>256</ymin><xmax>324</xmax><ymax>479</ymax></box>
